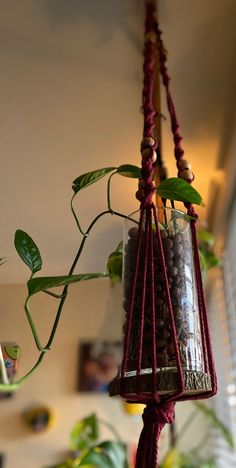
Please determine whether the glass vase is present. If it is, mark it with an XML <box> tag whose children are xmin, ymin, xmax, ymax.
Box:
<box><xmin>121</xmin><ymin>207</ymin><xmax>211</xmax><ymax>395</ymax></box>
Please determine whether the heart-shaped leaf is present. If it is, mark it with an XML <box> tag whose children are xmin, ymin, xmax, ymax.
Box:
<box><xmin>28</xmin><ymin>273</ymin><xmax>107</xmax><ymax>296</ymax></box>
<box><xmin>14</xmin><ymin>230</ymin><xmax>42</xmax><ymax>273</ymax></box>
<box><xmin>117</xmin><ymin>164</ymin><xmax>141</xmax><ymax>178</ymax></box>
<box><xmin>156</xmin><ymin>177</ymin><xmax>202</xmax><ymax>205</ymax></box>
<box><xmin>70</xmin><ymin>413</ymin><xmax>99</xmax><ymax>452</ymax></box>
<box><xmin>72</xmin><ymin>167</ymin><xmax>116</xmax><ymax>193</ymax></box>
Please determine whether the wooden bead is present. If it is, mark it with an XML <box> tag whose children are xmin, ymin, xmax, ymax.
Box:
<box><xmin>141</xmin><ymin>136</ymin><xmax>156</xmax><ymax>150</ymax></box>
<box><xmin>141</xmin><ymin>147</ymin><xmax>157</xmax><ymax>163</ymax></box>
<box><xmin>178</xmin><ymin>159</ymin><xmax>191</xmax><ymax>170</ymax></box>
<box><xmin>179</xmin><ymin>169</ymin><xmax>194</xmax><ymax>183</ymax></box>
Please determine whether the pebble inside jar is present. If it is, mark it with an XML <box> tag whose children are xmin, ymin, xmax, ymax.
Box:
<box><xmin>122</xmin><ymin>208</ymin><xmax>205</xmax><ymax>391</ymax></box>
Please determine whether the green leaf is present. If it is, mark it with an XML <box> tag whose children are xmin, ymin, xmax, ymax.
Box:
<box><xmin>156</xmin><ymin>178</ymin><xmax>202</xmax><ymax>205</ymax></box>
<box><xmin>72</xmin><ymin>167</ymin><xmax>116</xmax><ymax>193</ymax></box>
<box><xmin>79</xmin><ymin>441</ymin><xmax>127</xmax><ymax>468</ymax></box>
<box><xmin>193</xmin><ymin>402</ymin><xmax>234</xmax><ymax>449</ymax></box>
<box><xmin>97</xmin><ymin>442</ymin><xmax>127</xmax><ymax>468</ymax></box>
<box><xmin>197</xmin><ymin>229</ymin><xmax>215</xmax><ymax>247</ymax></box>
<box><xmin>70</xmin><ymin>413</ymin><xmax>99</xmax><ymax>452</ymax></box>
<box><xmin>117</xmin><ymin>164</ymin><xmax>141</xmax><ymax>178</ymax></box>
<box><xmin>27</xmin><ymin>273</ymin><xmax>107</xmax><ymax>296</ymax></box>
<box><xmin>115</xmin><ymin>240</ymin><xmax>123</xmax><ymax>252</ymax></box>
<box><xmin>106</xmin><ymin>251</ymin><xmax>123</xmax><ymax>285</ymax></box>
<box><xmin>79</xmin><ymin>450</ymin><xmax>112</xmax><ymax>468</ymax></box>
<box><xmin>14</xmin><ymin>230</ymin><xmax>42</xmax><ymax>273</ymax></box>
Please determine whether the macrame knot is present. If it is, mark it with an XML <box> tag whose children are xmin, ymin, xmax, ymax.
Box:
<box><xmin>141</xmin><ymin>174</ymin><xmax>156</xmax><ymax>206</ymax></box>
<box><xmin>135</xmin><ymin>401</ymin><xmax>175</xmax><ymax>468</ymax></box>
<box><xmin>142</xmin><ymin>401</ymin><xmax>175</xmax><ymax>426</ymax></box>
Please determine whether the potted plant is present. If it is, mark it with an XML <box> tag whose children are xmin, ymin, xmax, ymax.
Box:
<box><xmin>0</xmin><ymin>165</ymin><xmax>203</xmax><ymax>393</ymax></box>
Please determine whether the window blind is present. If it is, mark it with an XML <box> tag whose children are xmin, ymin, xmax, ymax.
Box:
<box><xmin>209</xmin><ymin>200</ymin><xmax>236</xmax><ymax>466</ymax></box>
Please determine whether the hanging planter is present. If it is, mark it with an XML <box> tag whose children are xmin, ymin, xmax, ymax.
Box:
<box><xmin>110</xmin><ymin>207</ymin><xmax>211</xmax><ymax>397</ymax></box>
<box><xmin>109</xmin><ymin>2</ymin><xmax>217</xmax><ymax>467</ymax></box>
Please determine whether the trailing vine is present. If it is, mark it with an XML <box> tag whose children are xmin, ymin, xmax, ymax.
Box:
<box><xmin>0</xmin><ymin>164</ymin><xmax>202</xmax><ymax>392</ymax></box>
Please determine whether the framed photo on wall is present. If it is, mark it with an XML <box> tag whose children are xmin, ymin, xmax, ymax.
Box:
<box><xmin>78</xmin><ymin>341</ymin><xmax>122</xmax><ymax>392</ymax></box>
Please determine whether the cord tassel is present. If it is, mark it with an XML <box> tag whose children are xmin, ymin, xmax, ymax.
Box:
<box><xmin>135</xmin><ymin>401</ymin><xmax>175</xmax><ymax>468</ymax></box>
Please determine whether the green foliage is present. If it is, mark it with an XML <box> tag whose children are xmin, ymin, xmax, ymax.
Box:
<box><xmin>79</xmin><ymin>441</ymin><xmax>127</xmax><ymax>468</ymax></box>
<box><xmin>7</xmin><ymin>162</ymin><xmax>206</xmax><ymax>392</ymax></box>
<box><xmin>198</xmin><ymin>229</ymin><xmax>220</xmax><ymax>272</ymax></box>
<box><xmin>14</xmin><ymin>229</ymin><xmax>42</xmax><ymax>273</ymax></box>
<box><xmin>45</xmin><ymin>414</ymin><xmax>128</xmax><ymax>468</ymax></box>
<box><xmin>116</xmin><ymin>164</ymin><xmax>141</xmax><ymax>178</ymax></box>
<box><xmin>193</xmin><ymin>402</ymin><xmax>234</xmax><ymax>449</ymax></box>
<box><xmin>106</xmin><ymin>241</ymin><xmax>123</xmax><ymax>285</ymax></box>
<box><xmin>72</xmin><ymin>168</ymin><xmax>116</xmax><ymax>193</ymax></box>
<box><xmin>156</xmin><ymin>178</ymin><xmax>202</xmax><ymax>205</ymax></box>
<box><xmin>72</xmin><ymin>164</ymin><xmax>141</xmax><ymax>195</ymax></box>
<box><xmin>159</xmin><ymin>400</ymin><xmax>233</xmax><ymax>468</ymax></box>
<box><xmin>70</xmin><ymin>414</ymin><xmax>99</xmax><ymax>452</ymax></box>
<box><xmin>197</xmin><ymin>229</ymin><xmax>215</xmax><ymax>246</ymax></box>
<box><xmin>27</xmin><ymin>273</ymin><xmax>107</xmax><ymax>296</ymax></box>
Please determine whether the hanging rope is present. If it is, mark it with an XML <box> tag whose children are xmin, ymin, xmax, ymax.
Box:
<box><xmin>136</xmin><ymin>402</ymin><xmax>175</xmax><ymax>468</ymax></box>
<box><xmin>114</xmin><ymin>2</ymin><xmax>217</xmax><ymax>467</ymax></box>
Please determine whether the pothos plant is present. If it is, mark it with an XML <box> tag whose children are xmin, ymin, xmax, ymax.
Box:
<box><xmin>45</xmin><ymin>413</ymin><xmax>128</xmax><ymax>468</ymax></box>
<box><xmin>0</xmin><ymin>164</ymin><xmax>202</xmax><ymax>393</ymax></box>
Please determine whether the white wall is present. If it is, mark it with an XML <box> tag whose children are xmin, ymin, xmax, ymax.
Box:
<box><xmin>0</xmin><ymin>280</ymin><xmax>209</xmax><ymax>468</ymax></box>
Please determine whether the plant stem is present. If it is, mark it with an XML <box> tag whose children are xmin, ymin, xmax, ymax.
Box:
<box><xmin>71</xmin><ymin>193</ymin><xmax>88</xmax><ymax>237</ymax></box>
<box><xmin>0</xmin><ymin>352</ymin><xmax>45</xmax><ymax>393</ymax></box>
<box><xmin>17</xmin><ymin>352</ymin><xmax>45</xmax><ymax>385</ymax></box>
<box><xmin>0</xmin><ymin>208</ymin><xmax>132</xmax><ymax>393</ymax></box>
<box><xmin>24</xmin><ymin>297</ymin><xmax>48</xmax><ymax>352</ymax></box>
<box><xmin>107</xmin><ymin>173</ymin><xmax>115</xmax><ymax>212</ymax></box>
<box><xmin>46</xmin><ymin>210</ymin><xmax>111</xmax><ymax>349</ymax></box>
<box><xmin>43</xmin><ymin>290</ymin><xmax>66</xmax><ymax>299</ymax></box>
<box><xmin>46</xmin><ymin>208</ymin><xmax>134</xmax><ymax>349</ymax></box>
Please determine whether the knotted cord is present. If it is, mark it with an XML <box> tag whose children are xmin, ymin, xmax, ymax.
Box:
<box><xmin>116</xmin><ymin>3</ymin><xmax>217</xmax><ymax>467</ymax></box>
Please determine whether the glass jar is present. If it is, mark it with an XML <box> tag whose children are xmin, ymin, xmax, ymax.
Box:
<box><xmin>121</xmin><ymin>207</ymin><xmax>211</xmax><ymax>395</ymax></box>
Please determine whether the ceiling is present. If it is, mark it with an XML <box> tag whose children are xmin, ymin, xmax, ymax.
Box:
<box><xmin>0</xmin><ymin>0</ymin><xmax>236</xmax><ymax>283</ymax></box>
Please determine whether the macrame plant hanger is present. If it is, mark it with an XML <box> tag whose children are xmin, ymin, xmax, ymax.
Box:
<box><xmin>110</xmin><ymin>2</ymin><xmax>217</xmax><ymax>467</ymax></box>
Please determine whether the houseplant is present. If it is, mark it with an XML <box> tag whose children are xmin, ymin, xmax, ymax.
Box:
<box><xmin>0</xmin><ymin>167</ymin><xmax>202</xmax><ymax>392</ymax></box>
<box><xmin>45</xmin><ymin>413</ymin><xmax>128</xmax><ymax>468</ymax></box>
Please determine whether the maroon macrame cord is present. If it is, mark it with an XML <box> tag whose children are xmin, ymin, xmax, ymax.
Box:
<box><xmin>154</xmin><ymin>9</ymin><xmax>217</xmax><ymax>400</ymax></box>
<box><xmin>118</xmin><ymin>3</ymin><xmax>217</xmax><ymax>468</ymax></box>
